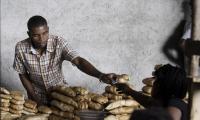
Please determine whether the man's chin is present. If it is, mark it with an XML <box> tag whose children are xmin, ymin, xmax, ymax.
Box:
<box><xmin>35</xmin><ymin>44</ymin><xmax>47</xmax><ymax>49</ymax></box>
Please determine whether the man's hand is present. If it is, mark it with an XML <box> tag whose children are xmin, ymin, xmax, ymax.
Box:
<box><xmin>72</xmin><ymin>57</ymin><xmax>118</xmax><ymax>84</ymax></box>
<box><xmin>99</xmin><ymin>73</ymin><xmax>117</xmax><ymax>84</ymax></box>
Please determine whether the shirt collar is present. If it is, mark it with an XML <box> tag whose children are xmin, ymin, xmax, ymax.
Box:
<box><xmin>28</xmin><ymin>36</ymin><xmax>55</xmax><ymax>54</ymax></box>
<box><xmin>46</xmin><ymin>36</ymin><xmax>55</xmax><ymax>53</ymax></box>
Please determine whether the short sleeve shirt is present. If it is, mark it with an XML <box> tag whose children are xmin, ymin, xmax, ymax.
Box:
<box><xmin>13</xmin><ymin>35</ymin><xmax>79</xmax><ymax>104</ymax></box>
<box><xmin>168</xmin><ymin>98</ymin><xmax>187</xmax><ymax>120</ymax></box>
<box><xmin>181</xmin><ymin>22</ymin><xmax>191</xmax><ymax>40</ymax></box>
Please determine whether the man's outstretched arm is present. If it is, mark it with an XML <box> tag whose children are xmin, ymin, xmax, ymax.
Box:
<box><xmin>71</xmin><ymin>57</ymin><xmax>116</xmax><ymax>84</ymax></box>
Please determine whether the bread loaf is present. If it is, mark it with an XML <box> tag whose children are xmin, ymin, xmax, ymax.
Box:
<box><xmin>142</xmin><ymin>77</ymin><xmax>155</xmax><ymax>86</ymax></box>
<box><xmin>92</xmin><ymin>95</ymin><xmax>108</xmax><ymax>104</ymax></box>
<box><xmin>0</xmin><ymin>94</ymin><xmax>12</xmax><ymax>99</ymax></box>
<box><xmin>109</xmin><ymin>107</ymin><xmax>135</xmax><ymax>114</ymax></box>
<box><xmin>10</xmin><ymin>104</ymin><xmax>24</xmax><ymax>110</ymax></box>
<box><xmin>105</xmin><ymin>114</ymin><xmax>131</xmax><ymax>120</ymax></box>
<box><xmin>24</xmin><ymin>107</ymin><xmax>38</xmax><ymax>113</ymax></box>
<box><xmin>88</xmin><ymin>101</ymin><xmax>104</xmax><ymax>110</ymax></box>
<box><xmin>51</xmin><ymin>107</ymin><xmax>75</xmax><ymax>119</ymax></box>
<box><xmin>51</xmin><ymin>92</ymin><xmax>78</xmax><ymax>108</ymax></box>
<box><xmin>105</xmin><ymin>100</ymin><xmax>139</xmax><ymax>110</ymax></box>
<box><xmin>0</xmin><ymin>102</ymin><xmax>10</xmax><ymax>107</ymax></box>
<box><xmin>0</xmin><ymin>98</ymin><xmax>10</xmax><ymax>103</ymax></box>
<box><xmin>103</xmin><ymin>92</ymin><xmax>123</xmax><ymax>100</ymax></box>
<box><xmin>22</xmin><ymin>110</ymin><xmax>36</xmax><ymax>115</ymax></box>
<box><xmin>10</xmin><ymin>99</ymin><xmax>25</xmax><ymax>105</ymax></box>
<box><xmin>18</xmin><ymin>114</ymin><xmax>49</xmax><ymax>120</ymax></box>
<box><xmin>142</xmin><ymin>86</ymin><xmax>152</xmax><ymax>94</ymax></box>
<box><xmin>0</xmin><ymin>87</ymin><xmax>10</xmax><ymax>95</ymax></box>
<box><xmin>10</xmin><ymin>91</ymin><xmax>25</xmax><ymax>101</ymax></box>
<box><xmin>0</xmin><ymin>106</ymin><xmax>9</xmax><ymax>111</ymax></box>
<box><xmin>24</xmin><ymin>99</ymin><xmax>37</xmax><ymax>109</ymax></box>
<box><xmin>38</xmin><ymin>106</ymin><xmax>52</xmax><ymax>114</ymax></box>
<box><xmin>78</xmin><ymin>101</ymin><xmax>88</xmax><ymax>110</ymax></box>
<box><xmin>74</xmin><ymin>94</ymin><xmax>91</xmax><ymax>102</ymax></box>
<box><xmin>50</xmin><ymin>100</ymin><xmax>74</xmax><ymax>112</ymax></box>
<box><xmin>105</xmin><ymin>86</ymin><xmax>119</xmax><ymax>95</ymax></box>
<box><xmin>9</xmin><ymin>107</ymin><xmax>22</xmax><ymax>115</ymax></box>
<box><xmin>72</xmin><ymin>86</ymin><xmax>89</xmax><ymax>95</ymax></box>
<box><xmin>116</xmin><ymin>74</ymin><xmax>129</xmax><ymax>83</ymax></box>
<box><xmin>53</xmin><ymin>86</ymin><xmax>76</xmax><ymax>97</ymax></box>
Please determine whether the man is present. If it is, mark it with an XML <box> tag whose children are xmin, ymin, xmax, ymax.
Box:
<box><xmin>13</xmin><ymin>15</ymin><xmax>116</xmax><ymax>105</ymax></box>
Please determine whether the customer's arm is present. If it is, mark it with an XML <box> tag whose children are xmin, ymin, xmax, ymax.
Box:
<box><xmin>115</xmin><ymin>83</ymin><xmax>161</xmax><ymax>108</ymax></box>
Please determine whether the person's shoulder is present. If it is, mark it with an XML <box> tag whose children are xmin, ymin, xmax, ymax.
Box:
<box><xmin>168</xmin><ymin>98</ymin><xmax>187</xmax><ymax>111</ymax></box>
<box><xmin>50</xmin><ymin>35</ymin><xmax>69</xmax><ymax>46</ymax></box>
<box><xmin>15</xmin><ymin>38</ymin><xmax>30</xmax><ymax>51</ymax></box>
<box><xmin>15</xmin><ymin>38</ymin><xmax>29</xmax><ymax>47</ymax></box>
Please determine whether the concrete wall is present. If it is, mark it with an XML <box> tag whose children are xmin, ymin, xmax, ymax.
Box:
<box><xmin>1</xmin><ymin>0</ymin><xmax>184</xmax><ymax>94</ymax></box>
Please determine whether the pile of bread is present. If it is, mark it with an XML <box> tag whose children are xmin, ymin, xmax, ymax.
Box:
<box><xmin>0</xmin><ymin>88</ymin><xmax>27</xmax><ymax>119</ymax></box>
<box><xmin>104</xmin><ymin>74</ymin><xmax>143</xmax><ymax>120</ymax></box>
<box><xmin>141</xmin><ymin>77</ymin><xmax>155</xmax><ymax>96</ymax></box>
<box><xmin>141</xmin><ymin>64</ymin><xmax>163</xmax><ymax>96</ymax></box>
<box><xmin>9</xmin><ymin>91</ymin><xmax>25</xmax><ymax>116</ymax></box>
<box><xmin>49</xmin><ymin>85</ymin><xmax>111</xmax><ymax>120</ymax></box>
<box><xmin>0</xmin><ymin>87</ymin><xmax>55</xmax><ymax>120</ymax></box>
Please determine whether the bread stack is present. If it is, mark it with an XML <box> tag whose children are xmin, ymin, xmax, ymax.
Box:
<box><xmin>23</xmin><ymin>99</ymin><xmax>38</xmax><ymax>115</ymax></box>
<box><xmin>141</xmin><ymin>64</ymin><xmax>162</xmax><ymax>96</ymax></box>
<box><xmin>49</xmin><ymin>85</ymin><xmax>80</xmax><ymax>120</ymax></box>
<box><xmin>87</xmin><ymin>93</ymin><xmax>108</xmax><ymax>111</ymax></box>
<box><xmin>0</xmin><ymin>87</ymin><xmax>11</xmax><ymax>112</ymax></box>
<box><xmin>0</xmin><ymin>87</ymin><xmax>12</xmax><ymax>119</ymax></box>
<box><xmin>103</xmin><ymin>85</ymin><xmax>124</xmax><ymax>102</ymax></box>
<box><xmin>103</xmin><ymin>74</ymin><xmax>133</xmax><ymax>102</ymax></box>
<box><xmin>103</xmin><ymin>74</ymin><xmax>142</xmax><ymax>120</ymax></box>
<box><xmin>9</xmin><ymin>91</ymin><xmax>25</xmax><ymax>116</ymax></box>
<box><xmin>142</xmin><ymin>77</ymin><xmax>155</xmax><ymax>96</ymax></box>
<box><xmin>104</xmin><ymin>99</ymin><xmax>140</xmax><ymax>120</ymax></box>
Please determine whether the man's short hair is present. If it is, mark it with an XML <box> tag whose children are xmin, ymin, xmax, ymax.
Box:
<box><xmin>27</xmin><ymin>15</ymin><xmax>47</xmax><ymax>31</ymax></box>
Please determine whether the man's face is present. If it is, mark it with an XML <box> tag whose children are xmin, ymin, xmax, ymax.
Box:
<box><xmin>28</xmin><ymin>25</ymin><xmax>49</xmax><ymax>49</ymax></box>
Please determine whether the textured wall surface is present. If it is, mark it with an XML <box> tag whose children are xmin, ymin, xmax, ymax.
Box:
<box><xmin>1</xmin><ymin>0</ymin><xmax>184</xmax><ymax>94</ymax></box>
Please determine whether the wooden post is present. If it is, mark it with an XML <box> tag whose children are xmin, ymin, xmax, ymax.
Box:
<box><xmin>188</xmin><ymin>0</ymin><xmax>200</xmax><ymax>120</ymax></box>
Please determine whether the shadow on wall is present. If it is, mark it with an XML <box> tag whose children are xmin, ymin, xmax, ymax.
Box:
<box><xmin>162</xmin><ymin>0</ymin><xmax>191</xmax><ymax>69</ymax></box>
<box><xmin>162</xmin><ymin>20</ymin><xmax>185</xmax><ymax>68</ymax></box>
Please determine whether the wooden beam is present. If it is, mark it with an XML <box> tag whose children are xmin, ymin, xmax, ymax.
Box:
<box><xmin>189</xmin><ymin>0</ymin><xmax>200</xmax><ymax>120</ymax></box>
<box><xmin>190</xmin><ymin>0</ymin><xmax>200</xmax><ymax>77</ymax></box>
<box><xmin>186</xmin><ymin>40</ymin><xmax>200</xmax><ymax>55</ymax></box>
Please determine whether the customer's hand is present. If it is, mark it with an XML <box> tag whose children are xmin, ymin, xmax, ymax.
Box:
<box><xmin>115</xmin><ymin>83</ymin><xmax>133</xmax><ymax>95</ymax></box>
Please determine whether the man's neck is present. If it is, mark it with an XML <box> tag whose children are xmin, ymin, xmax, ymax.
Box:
<box><xmin>36</xmin><ymin>48</ymin><xmax>45</xmax><ymax>56</ymax></box>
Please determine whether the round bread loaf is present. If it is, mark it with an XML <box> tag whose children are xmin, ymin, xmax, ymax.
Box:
<box><xmin>142</xmin><ymin>77</ymin><xmax>155</xmax><ymax>86</ymax></box>
<box><xmin>0</xmin><ymin>87</ymin><xmax>10</xmax><ymax>95</ymax></box>
<box><xmin>0</xmin><ymin>94</ymin><xmax>12</xmax><ymax>99</ymax></box>
<box><xmin>0</xmin><ymin>106</ymin><xmax>9</xmax><ymax>112</ymax></box>
<box><xmin>38</xmin><ymin>106</ymin><xmax>52</xmax><ymax>114</ymax></box>
<box><xmin>142</xmin><ymin>86</ymin><xmax>152</xmax><ymax>94</ymax></box>
<box><xmin>10</xmin><ymin>91</ymin><xmax>25</xmax><ymax>101</ymax></box>
<box><xmin>24</xmin><ymin>99</ymin><xmax>37</xmax><ymax>109</ymax></box>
